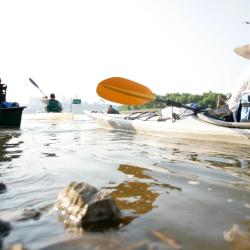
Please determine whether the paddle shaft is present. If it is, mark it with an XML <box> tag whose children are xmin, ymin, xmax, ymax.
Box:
<box><xmin>156</xmin><ymin>97</ymin><xmax>202</xmax><ymax>112</ymax></box>
<box><xmin>36</xmin><ymin>87</ymin><xmax>47</xmax><ymax>97</ymax></box>
<box><xmin>29</xmin><ymin>78</ymin><xmax>47</xmax><ymax>97</ymax></box>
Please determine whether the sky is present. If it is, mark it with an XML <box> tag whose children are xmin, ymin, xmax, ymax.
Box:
<box><xmin>0</xmin><ymin>0</ymin><xmax>250</xmax><ymax>105</ymax></box>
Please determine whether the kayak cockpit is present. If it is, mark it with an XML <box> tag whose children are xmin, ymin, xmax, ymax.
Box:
<box><xmin>197</xmin><ymin>112</ymin><xmax>250</xmax><ymax>129</ymax></box>
<box><xmin>123</xmin><ymin>107</ymin><xmax>195</xmax><ymax>122</ymax></box>
<box><xmin>122</xmin><ymin>108</ymin><xmax>250</xmax><ymax>129</ymax></box>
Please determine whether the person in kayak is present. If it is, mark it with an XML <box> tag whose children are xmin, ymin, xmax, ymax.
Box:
<box><xmin>227</xmin><ymin>49</ymin><xmax>250</xmax><ymax>122</ymax></box>
<box><xmin>0</xmin><ymin>78</ymin><xmax>7</xmax><ymax>103</ymax></box>
<box><xmin>41</xmin><ymin>93</ymin><xmax>63</xmax><ymax>113</ymax></box>
<box><xmin>107</xmin><ymin>105</ymin><xmax>120</xmax><ymax>114</ymax></box>
<box><xmin>212</xmin><ymin>43</ymin><xmax>250</xmax><ymax>122</ymax></box>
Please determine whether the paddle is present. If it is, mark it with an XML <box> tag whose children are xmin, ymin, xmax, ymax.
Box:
<box><xmin>28</xmin><ymin>78</ymin><xmax>47</xmax><ymax>97</ymax></box>
<box><xmin>96</xmin><ymin>77</ymin><xmax>202</xmax><ymax>112</ymax></box>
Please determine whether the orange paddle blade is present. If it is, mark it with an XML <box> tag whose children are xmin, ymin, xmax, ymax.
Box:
<box><xmin>96</xmin><ymin>77</ymin><xmax>156</xmax><ymax>105</ymax></box>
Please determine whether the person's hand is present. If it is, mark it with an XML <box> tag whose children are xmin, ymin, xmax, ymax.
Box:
<box><xmin>216</xmin><ymin>95</ymin><xmax>227</xmax><ymax>108</ymax></box>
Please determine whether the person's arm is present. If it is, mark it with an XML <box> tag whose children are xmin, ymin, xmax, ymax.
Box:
<box><xmin>216</xmin><ymin>95</ymin><xmax>227</xmax><ymax>108</ymax></box>
<box><xmin>41</xmin><ymin>96</ymin><xmax>48</xmax><ymax>104</ymax></box>
<box><xmin>227</xmin><ymin>66</ymin><xmax>250</xmax><ymax>112</ymax></box>
<box><xmin>227</xmin><ymin>80</ymin><xmax>248</xmax><ymax>112</ymax></box>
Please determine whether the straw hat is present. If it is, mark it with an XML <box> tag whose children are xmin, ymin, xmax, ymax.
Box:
<box><xmin>234</xmin><ymin>44</ymin><xmax>250</xmax><ymax>60</ymax></box>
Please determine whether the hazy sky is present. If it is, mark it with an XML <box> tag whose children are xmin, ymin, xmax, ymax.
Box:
<box><xmin>1</xmin><ymin>0</ymin><xmax>250</xmax><ymax>105</ymax></box>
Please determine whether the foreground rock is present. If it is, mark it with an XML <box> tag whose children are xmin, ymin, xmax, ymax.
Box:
<box><xmin>0</xmin><ymin>219</ymin><xmax>11</xmax><ymax>250</ymax></box>
<box><xmin>39</xmin><ymin>231</ymin><xmax>181</xmax><ymax>250</ymax></box>
<box><xmin>8</xmin><ymin>243</ymin><xmax>27</xmax><ymax>250</ymax></box>
<box><xmin>1</xmin><ymin>208</ymin><xmax>41</xmax><ymax>222</ymax></box>
<box><xmin>224</xmin><ymin>224</ymin><xmax>250</xmax><ymax>250</ymax></box>
<box><xmin>0</xmin><ymin>183</ymin><xmax>6</xmax><ymax>193</ymax></box>
<box><xmin>0</xmin><ymin>219</ymin><xmax>11</xmax><ymax>237</ymax></box>
<box><xmin>54</xmin><ymin>182</ymin><xmax>121</xmax><ymax>231</ymax></box>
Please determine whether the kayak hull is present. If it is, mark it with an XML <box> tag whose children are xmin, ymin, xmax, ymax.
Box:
<box><xmin>35</xmin><ymin>112</ymin><xmax>74</xmax><ymax>121</ymax></box>
<box><xmin>0</xmin><ymin>106</ymin><xmax>26</xmax><ymax>128</ymax></box>
<box><xmin>85</xmin><ymin>111</ymin><xmax>250</xmax><ymax>145</ymax></box>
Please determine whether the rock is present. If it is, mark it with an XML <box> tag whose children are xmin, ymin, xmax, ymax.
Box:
<box><xmin>18</xmin><ymin>208</ymin><xmax>41</xmax><ymax>221</ymax></box>
<box><xmin>8</xmin><ymin>243</ymin><xmax>27</xmax><ymax>250</ymax></box>
<box><xmin>2</xmin><ymin>208</ymin><xmax>41</xmax><ymax>222</ymax></box>
<box><xmin>0</xmin><ymin>219</ymin><xmax>11</xmax><ymax>237</ymax></box>
<box><xmin>39</xmin><ymin>235</ymin><xmax>122</xmax><ymax>250</ymax></box>
<box><xmin>39</xmin><ymin>234</ymin><xmax>177</xmax><ymax>250</ymax></box>
<box><xmin>0</xmin><ymin>219</ymin><xmax>11</xmax><ymax>250</ymax></box>
<box><xmin>224</xmin><ymin>224</ymin><xmax>250</xmax><ymax>250</ymax></box>
<box><xmin>54</xmin><ymin>182</ymin><xmax>121</xmax><ymax>231</ymax></box>
<box><xmin>0</xmin><ymin>183</ymin><xmax>6</xmax><ymax>193</ymax></box>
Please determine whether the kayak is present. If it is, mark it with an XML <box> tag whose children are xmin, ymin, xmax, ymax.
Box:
<box><xmin>0</xmin><ymin>106</ymin><xmax>26</xmax><ymax>128</ymax></box>
<box><xmin>35</xmin><ymin>112</ymin><xmax>74</xmax><ymax>121</ymax></box>
<box><xmin>84</xmin><ymin>109</ymin><xmax>250</xmax><ymax>145</ymax></box>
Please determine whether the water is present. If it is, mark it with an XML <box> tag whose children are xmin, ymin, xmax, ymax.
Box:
<box><xmin>0</xmin><ymin>114</ymin><xmax>250</xmax><ymax>250</ymax></box>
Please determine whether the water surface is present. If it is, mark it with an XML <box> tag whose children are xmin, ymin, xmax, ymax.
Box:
<box><xmin>0</xmin><ymin>114</ymin><xmax>250</xmax><ymax>250</ymax></box>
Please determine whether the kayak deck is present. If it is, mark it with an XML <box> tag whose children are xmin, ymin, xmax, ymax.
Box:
<box><xmin>35</xmin><ymin>112</ymin><xmax>74</xmax><ymax>121</ymax></box>
<box><xmin>85</xmin><ymin>110</ymin><xmax>250</xmax><ymax>145</ymax></box>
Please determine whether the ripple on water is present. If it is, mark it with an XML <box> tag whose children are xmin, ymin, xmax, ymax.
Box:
<box><xmin>0</xmin><ymin>116</ymin><xmax>250</xmax><ymax>250</ymax></box>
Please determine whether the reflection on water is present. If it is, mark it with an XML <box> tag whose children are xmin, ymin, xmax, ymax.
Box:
<box><xmin>106</xmin><ymin>164</ymin><xmax>159</xmax><ymax>224</ymax></box>
<box><xmin>1</xmin><ymin>115</ymin><xmax>250</xmax><ymax>250</ymax></box>
<box><xmin>105</xmin><ymin>164</ymin><xmax>181</xmax><ymax>225</ymax></box>
<box><xmin>0</xmin><ymin>133</ymin><xmax>22</xmax><ymax>163</ymax></box>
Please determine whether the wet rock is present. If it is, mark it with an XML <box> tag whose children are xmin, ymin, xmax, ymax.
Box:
<box><xmin>2</xmin><ymin>208</ymin><xmax>41</xmax><ymax>222</ymax></box>
<box><xmin>8</xmin><ymin>243</ymin><xmax>27</xmax><ymax>250</ymax></box>
<box><xmin>18</xmin><ymin>208</ymin><xmax>41</xmax><ymax>221</ymax></box>
<box><xmin>224</xmin><ymin>224</ymin><xmax>250</xmax><ymax>250</ymax></box>
<box><xmin>0</xmin><ymin>183</ymin><xmax>6</xmax><ymax>193</ymax></box>
<box><xmin>0</xmin><ymin>219</ymin><xmax>11</xmax><ymax>237</ymax></box>
<box><xmin>0</xmin><ymin>219</ymin><xmax>11</xmax><ymax>250</ymax></box>
<box><xmin>54</xmin><ymin>182</ymin><xmax>121</xmax><ymax>231</ymax></box>
<box><xmin>39</xmin><ymin>234</ymin><xmax>176</xmax><ymax>250</ymax></box>
<box><xmin>39</xmin><ymin>235</ymin><xmax>122</xmax><ymax>250</ymax></box>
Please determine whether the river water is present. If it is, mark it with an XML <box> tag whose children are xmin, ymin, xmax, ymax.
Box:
<box><xmin>0</xmin><ymin>114</ymin><xmax>250</xmax><ymax>250</ymax></box>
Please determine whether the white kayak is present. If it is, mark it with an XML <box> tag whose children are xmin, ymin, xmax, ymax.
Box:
<box><xmin>35</xmin><ymin>112</ymin><xmax>74</xmax><ymax>121</ymax></box>
<box><xmin>84</xmin><ymin>109</ymin><xmax>250</xmax><ymax>145</ymax></box>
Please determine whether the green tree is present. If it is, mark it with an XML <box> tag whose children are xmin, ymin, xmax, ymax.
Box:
<box><xmin>119</xmin><ymin>91</ymin><xmax>224</xmax><ymax>111</ymax></box>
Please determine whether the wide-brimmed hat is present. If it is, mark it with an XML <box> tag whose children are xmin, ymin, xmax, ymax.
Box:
<box><xmin>234</xmin><ymin>44</ymin><xmax>250</xmax><ymax>60</ymax></box>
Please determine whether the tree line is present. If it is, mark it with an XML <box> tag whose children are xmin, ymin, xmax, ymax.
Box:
<box><xmin>119</xmin><ymin>91</ymin><xmax>224</xmax><ymax>111</ymax></box>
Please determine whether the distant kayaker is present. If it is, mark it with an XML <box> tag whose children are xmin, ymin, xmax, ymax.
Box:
<box><xmin>107</xmin><ymin>105</ymin><xmax>120</xmax><ymax>114</ymax></box>
<box><xmin>213</xmin><ymin>43</ymin><xmax>250</xmax><ymax>122</ymax></box>
<box><xmin>0</xmin><ymin>78</ymin><xmax>7</xmax><ymax>103</ymax></box>
<box><xmin>41</xmin><ymin>93</ymin><xmax>62</xmax><ymax>113</ymax></box>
